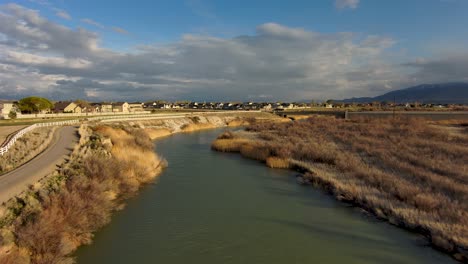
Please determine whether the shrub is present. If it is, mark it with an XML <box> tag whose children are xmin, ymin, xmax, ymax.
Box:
<box><xmin>8</xmin><ymin>110</ymin><xmax>17</xmax><ymax>119</ymax></box>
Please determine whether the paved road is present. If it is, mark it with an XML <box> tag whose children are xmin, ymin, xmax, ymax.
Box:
<box><xmin>0</xmin><ymin>126</ymin><xmax>78</xmax><ymax>204</ymax></box>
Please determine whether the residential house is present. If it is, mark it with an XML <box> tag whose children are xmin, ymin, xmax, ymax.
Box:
<box><xmin>100</xmin><ymin>103</ymin><xmax>113</xmax><ymax>113</ymax></box>
<box><xmin>112</xmin><ymin>102</ymin><xmax>129</xmax><ymax>112</ymax></box>
<box><xmin>189</xmin><ymin>102</ymin><xmax>199</xmax><ymax>109</ymax></box>
<box><xmin>128</xmin><ymin>102</ymin><xmax>145</xmax><ymax>112</ymax></box>
<box><xmin>54</xmin><ymin>101</ymin><xmax>82</xmax><ymax>113</ymax></box>
<box><xmin>90</xmin><ymin>103</ymin><xmax>102</xmax><ymax>113</ymax></box>
<box><xmin>261</xmin><ymin>103</ymin><xmax>272</xmax><ymax>111</ymax></box>
<box><xmin>0</xmin><ymin>100</ymin><xmax>17</xmax><ymax>119</ymax></box>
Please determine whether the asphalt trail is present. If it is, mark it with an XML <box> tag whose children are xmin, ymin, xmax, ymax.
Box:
<box><xmin>0</xmin><ymin>126</ymin><xmax>78</xmax><ymax>204</ymax></box>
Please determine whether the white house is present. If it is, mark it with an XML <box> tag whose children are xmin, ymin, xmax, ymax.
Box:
<box><xmin>112</xmin><ymin>102</ymin><xmax>129</xmax><ymax>112</ymax></box>
<box><xmin>0</xmin><ymin>100</ymin><xmax>17</xmax><ymax>119</ymax></box>
<box><xmin>128</xmin><ymin>102</ymin><xmax>144</xmax><ymax>112</ymax></box>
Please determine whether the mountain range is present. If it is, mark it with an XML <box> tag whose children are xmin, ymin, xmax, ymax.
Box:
<box><xmin>340</xmin><ymin>83</ymin><xmax>468</xmax><ymax>104</ymax></box>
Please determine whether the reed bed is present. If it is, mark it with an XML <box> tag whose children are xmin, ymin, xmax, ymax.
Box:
<box><xmin>212</xmin><ymin>116</ymin><xmax>468</xmax><ymax>262</ymax></box>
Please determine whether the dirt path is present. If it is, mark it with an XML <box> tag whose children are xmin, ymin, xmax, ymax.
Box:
<box><xmin>0</xmin><ymin>126</ymin><xmax>78</xmax><ymax>204</ymax></box>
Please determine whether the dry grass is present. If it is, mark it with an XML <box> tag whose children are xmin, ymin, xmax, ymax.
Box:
<box><xmin>211</xmin><ymin>138</ymin><xmax>251</xmax><ymax>152</ymax></box>
<box><xmin>0</xmin><ymin>126</ymin><xmax>25</xmax><ymax>143</ymax></box>
<box><xmin>0</xmin><ymin>127</ymin><xmax>57</xmax><ymax>174</ymax></box>
<box><xmin>227</xmin><ymin>118</ymin><xmax>250</xmax><ymax>127</ymax></box>
<box><xmin>213</xmin><ymin>116</ymin><xmax>468</xmax><ymax>262</ymax></box>
<box><xmin>0</xmin><ymin>125</ymin><xmax>165</xmax><ymax>264</ymax></box>
<box><xmin>180</xmin><ymin>122</ymin><xmax>216</xmax><ymax>132</ymax></box>
<box><xmin>266</xmin><ymin>157</ymin><xmax>290</xmax><ymax>169</ymax></box>
<box><xmin>144</xmin><ymin>128</ymin><xmax>172</xmax><ymax>140</ymax></box>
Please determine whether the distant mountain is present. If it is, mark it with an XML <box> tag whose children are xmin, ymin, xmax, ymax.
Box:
<box><xmin>341</xmin><ymin>83</ymin><xmax>468</xmax><ymax>104</ymax></box>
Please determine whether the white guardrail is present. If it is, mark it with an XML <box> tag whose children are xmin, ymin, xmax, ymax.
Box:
<box><xmin>0</xmin><ymin>119</ymin><xmax>79</xmax><ymax>156</ymax></box>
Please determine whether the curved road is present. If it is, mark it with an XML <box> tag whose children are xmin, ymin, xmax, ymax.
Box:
<box><xmin>0</xmin><ymin>126</ymin><xmax>78</xmax><ymax>204</ymax></box>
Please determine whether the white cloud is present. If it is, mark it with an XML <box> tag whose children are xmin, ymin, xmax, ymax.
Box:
<box><xmin>0</xmin><ymin>4</ymin><xmax>102</xmax><ymax>57</ymax></box>
<box><xmin>81</xmin><ymin>18</ymin><xmax>104</xmax><ymax>29</ymax></box>
<box><xmin>55</xmin><ymin>9</ymin><xmax>71</xmax><ymax>20</ymax></box>
<box><xmin>335</xmin><ymin>0</ymin><xmax>360</xmax><ymax>10</ymax></box>
<box><xmin>27</xmin><ymin>0</ymin><xmax>51</xmax><ymax>6</ymax></box>
<box><xmin>112</xmin><ymin>26</ymin><xmax>128</xmax><ymax>34</ymax></box>
<box><xmin>0</xmin><ymin>4</ymin><xmax>466</xmax><ymax>101</ymax></box>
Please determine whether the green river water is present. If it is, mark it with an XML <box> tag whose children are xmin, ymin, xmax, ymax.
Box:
<box><xmin>76</xmin><ymin>129</ymin><xmax>454</xmax><ymax>264</ymax></box>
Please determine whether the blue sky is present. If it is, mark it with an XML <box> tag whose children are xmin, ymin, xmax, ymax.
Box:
<box><xmin>0</xmin><ymin>0</ymin><xmax>467</xmax><ymax>101</ymax></box>
<box><xmin>19</xmin><ymin>0</ymin><xmax>468</xmax><ymax>52</ymax></box>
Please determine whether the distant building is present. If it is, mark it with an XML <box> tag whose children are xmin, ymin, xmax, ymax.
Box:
<box><xmin>54</xmin><ymin>101</ymin><xmax>82</xmax><ymax>113</ymax></box>
<box><xmin>100</xmin><ymin>103</ymin><xmax>113</xmax><ymax>112</ymax></box>
<box><xmin>112</xmin><ymin>102</ymin><xmax>129</xmax><ymax>112</ymax></box>
<box><xmin>128</xmin><ymin>102</ymin><xmax>144</xmax><ymax>112</ymax></box>
<box><xmin>90</xmin><ymin>103</ymin><xmax>102</xmax><ymax>112</ymax></box>
<box><xmin>262</xmin><ymin>103</ymin><xmax>272</xmax><ymax>111</ymax></box>
<box><xmin>0</xmin><ymin>100</ymin><xmax>17</xmax><ymax>119</ymax></box>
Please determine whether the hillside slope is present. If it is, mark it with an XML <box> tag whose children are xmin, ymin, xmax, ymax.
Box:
<box><xmin>342</xmin><ymin>83</ymin><xmax>468</xmax><ymax>104</ymax></box>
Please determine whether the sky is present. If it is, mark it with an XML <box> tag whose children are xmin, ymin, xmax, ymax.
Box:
<box><xmin>0</xmin><ymin>0</ymin><xmax>467</xmax><ymax>101</ymax></box>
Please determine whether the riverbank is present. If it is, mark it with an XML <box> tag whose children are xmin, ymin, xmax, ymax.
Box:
<box><xmin>0</xmin><ymin>112</ymin><xmax>278</xmax><ymax>263</ymax></box>
<box><xmin>104</xmin><ymin>111</ymin><xmax>283</xmax><ymax>140</ymax></box>
<box><xmin>211</xmin><ymin>116</ymin><xmax>468</xmax><ymax>262</ymax></box>
<box><xmin>76</xmin><ymin>127</ymin><xmax>454</xmax><ymax>264</ymax></box>
<box><xmin>0</xmin><ymin>124</ymin><xmax>165</xmax><ymax>263</ymax></box>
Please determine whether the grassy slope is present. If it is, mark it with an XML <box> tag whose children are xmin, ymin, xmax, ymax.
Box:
<box><xmin>0</xmin><ymin>125</ymin><xmax>165</xmax><ymax>263</ymax></box>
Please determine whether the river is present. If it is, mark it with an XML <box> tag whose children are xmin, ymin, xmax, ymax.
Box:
<box><xmin>76</xmin><ymin>129</ymin><xmax>454</xmax><ymax>264</ymax></box>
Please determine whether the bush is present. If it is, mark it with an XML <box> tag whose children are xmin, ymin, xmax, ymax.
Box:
<box><xmin>8</xmin><ymin>110</ymin><xmax>17</xmax><ymax>119</ymax></box>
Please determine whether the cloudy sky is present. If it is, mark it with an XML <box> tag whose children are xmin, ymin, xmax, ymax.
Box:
<box><xmin>0</xmin><ymin>0</ymin><xmax>467</xmax><ymax>101</ymax></box>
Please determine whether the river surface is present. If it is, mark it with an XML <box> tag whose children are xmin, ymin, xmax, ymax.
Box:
<box><xmin>76</xmin><ymin>129</ymin><xmax>454</xmax><ymax>264</ymax></box>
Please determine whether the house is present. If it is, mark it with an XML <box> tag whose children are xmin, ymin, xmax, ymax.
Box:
<box><xmin>153</xmin><ymin>102</ymin><xmax>172</xmax><ymax>109</ymax></box>
<box><xmin>112</xmin><ymin>102</ymin><xmax>129</xmax><ymax>112</ymax></box>
<box><xmin>128</xmin><ymin>102</ymin><xmax>144</xmax><ymax>112</ymax></box>
<box><xmin>262</xmin><ymin>103</ymin><xmax>272</xmax><ymax>111</ymax></box>
<box><xmin>325</xmin><ymin>103</ymin><xmax>334</xmax><ymax>109</ymax></box>
<box><xmin>0</xmin><ymin>100</ymin><xmax>17</xmax><ymax>119</ymax></box>
<box><xmin>189</xmin><ymin>102</ymin><xmax>199</xmax><ymax>109</ymax></box>
<box><xmin>90</xmin><ymin>103</ymin><xmax>102</xmax><ymax>113</ymax></box>
<box><xmin>54</xmin><ymin>101</ymin><xmax>82</xmax><ymax>113</ymax></box>
<box><xmin>100</xmin><ymin>103</ymin><xmax>113</xmax><ymax>112</ymax></box>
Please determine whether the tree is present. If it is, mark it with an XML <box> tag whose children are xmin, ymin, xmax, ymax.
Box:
<box><xmin>18</xmin><ymin>96</ymin><xmax>54</xmax><ymax>114</ymax></box>
<box><xmin>8</xmin><ymin>110</ymin><xmax>17</xmax><ymax>119</ymax></box>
